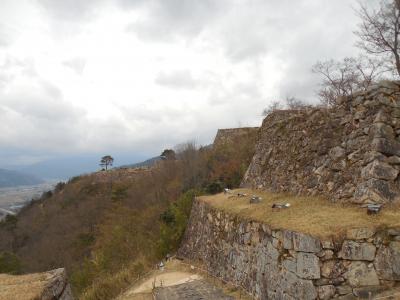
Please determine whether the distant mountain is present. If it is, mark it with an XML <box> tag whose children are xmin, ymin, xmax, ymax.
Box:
<box><xmin>118</xmin><ymin>156</ymin><xmax>161</xmax><ymax>169</ymax></box>
<box><xmin>17</xmin><ymin>153</ymin><xmax>147</xmax><ymax>181</ymax></box>
<box><xmin>0</xmin><ymin>169</ymin><xmax>44</xmax><ymax>188</ymax></box>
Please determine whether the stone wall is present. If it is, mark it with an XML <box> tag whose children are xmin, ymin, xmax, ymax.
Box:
<box><xmin>213</xmin><ymin>127</ymin><xmax>259</xmax><ymax>148</ymax></box>
<box><xmin>179</xmin><ymin>199</ymin><xmax>400</xmax><ymax>299</ymax></box>
<box><xmin>242</xmin><ymin>81</ymin><xmax>400</xmax><ymax>204</ymax></box>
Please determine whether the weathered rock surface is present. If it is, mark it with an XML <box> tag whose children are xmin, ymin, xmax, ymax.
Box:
<box><xmin>0</xmin><ymin>268</ymin><xmax>73</xmax><ymax>300</ymax></box>
<box><xmin>345</xmin><ymin>262</ymin><xmax>380</xmax><ymax>287</ymax></box>
<box><xmin>242</xmin><ymin>81</ymin><xmax>400</xmax><ymax>204</ymax></box>
<box><xmin>339</xmin><ymin>241</ymin><xmax>376</xmax><ymax>261</ymax></box>
<box><xmin>296</xmin><ymin>252</ymin><xmax>320</xmax><ymax>279</ymax></box>
<box><xmin>179</xmin><ymin>199</ymin><xmax>400</xmax><ymax>299</ymax></box>
<box><xmin>293</xmin><ymin>232</ymin><xmax>321</xmax><ymax>253</ymax></box>
<box><xmin>374</xmin><ymin>241</ymin><xmax>400</xmax><ymax>280</ymax></box>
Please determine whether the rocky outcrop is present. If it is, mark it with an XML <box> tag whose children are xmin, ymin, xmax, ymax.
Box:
<box><xmin>242</xmin><ymin>81</ymin><xmax>400</xmax><ymax>204</ymax></box>
<box><xmin>0</xmin><ymin>268</ymin><xmax>73</xmax><ymax>300</ymax></box>
<box><xmin>179</xmin><ymin>199</ymin><xmax>400</xmax><ymax>299</ymax></box>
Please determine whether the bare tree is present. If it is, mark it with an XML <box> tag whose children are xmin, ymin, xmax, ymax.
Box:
<box><xmin>285</xmin><ymin>96</ymin><xmax>311</xmax><ymax>109</ymax></box>
<box><xmin>355</xmin><ymin>0</ymin><xmax>400</xmax><ymax>76</ymax></box>
<box><xmin>262</xmin><ymin>101</ymin><xmax>282</xmax><ymax>116</ymax></box>
<box><xmin>312</xmin><ymin>56</ymin><xmax>384</xmax><ymax>106</ymax></box>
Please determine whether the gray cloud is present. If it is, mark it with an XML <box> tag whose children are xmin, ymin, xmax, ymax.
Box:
<box><xmin>37</xmin><ymin>0</ymin><xmax>102</xmax><ymax>22</ymax></box>
<box><xmin>125</xmin><ymin>0</ymin><xmax>225</xmax><ymax>41</ymax></box>
<box><xmin>0</xmin><ymin>78</ymin><xmax>86</xmax><ymax>151</ymax></box>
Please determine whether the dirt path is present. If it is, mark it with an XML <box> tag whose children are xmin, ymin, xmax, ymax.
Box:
<box><xmin>116</xmin><ymin>259</ymin><xmax>246</xmax><ymax>300</ymax></box>
<box><xmin>117</xmin><ymin>260</ymin><xmax>202</xmax><ymax>300</ymax></box>
<box><xmin>130</xmin><ymin>271</ymin><xmax>202</xmax><ymax>294</ymax></box>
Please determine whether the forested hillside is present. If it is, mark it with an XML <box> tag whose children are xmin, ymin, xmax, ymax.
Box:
<box><xmin>0</xmin><ymin>132</ymin><xmax>257</xmax><ymax>300</ymax></box>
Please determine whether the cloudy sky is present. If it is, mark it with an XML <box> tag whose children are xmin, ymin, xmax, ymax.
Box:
<box><xmin>0</xmin><ymin>0</ymin><xmax>369</xmax><ymax>167</ymax></box>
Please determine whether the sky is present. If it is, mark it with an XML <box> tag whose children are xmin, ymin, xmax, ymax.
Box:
<box><xmin>0</xmin><ymin>0</ymin><xmax>370</xmax><ymax>167</ymax></box>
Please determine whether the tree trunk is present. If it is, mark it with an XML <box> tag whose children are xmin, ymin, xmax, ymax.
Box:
<box><xmin>395</xmin><ymin>53</ymin><xmax>400</xmax><ymax>76</ymax></box>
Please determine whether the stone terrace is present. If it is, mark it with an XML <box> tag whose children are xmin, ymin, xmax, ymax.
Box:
<box><xmin>179</xmin><ymin>191</ymin><xmax>400</xmax><ymax>299</ymax></box>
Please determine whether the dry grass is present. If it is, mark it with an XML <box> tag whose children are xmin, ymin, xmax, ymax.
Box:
<box><xmin>0</xmin><ymin>271</ymin><xmax>51</xmax><ymax>300</ymax></box>
<box><xmin>201</xmin><ymin>189</ymin><xmax>400</xmax><ymax>238</ymax></box>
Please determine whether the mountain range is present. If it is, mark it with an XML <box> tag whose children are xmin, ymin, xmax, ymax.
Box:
<box><xmin>0</xmin><ymin>169</ymin><xmax>44</xmax><ymax>188</ymax></box>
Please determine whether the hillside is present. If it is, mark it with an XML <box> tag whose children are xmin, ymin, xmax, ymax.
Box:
<box><xmin>0</xmin><ymin>169</ymin><xmax>43</xmax><ymax>188</ymax></box>
<box><xmin>0</xmin><ymin>132</ymin><xmax>258</xmax><ymax>300</ymax></box>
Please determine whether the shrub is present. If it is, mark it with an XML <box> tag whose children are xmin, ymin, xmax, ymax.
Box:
<box><xmin>0</xmin><ymin>214</ymin><xmax>17</xmax><ymax>230</ymax></box>
<box><xmin>0</xmin><ymin>252</ymin><xmax>21</xmax><ymax>274</ymax></box>
<box><xmin>205</xmin><ymin>181</ymin><xmax>223</xmax><ymax>194</ymax></box>
<box><xmin>157</xmin><ymin>189</ymin><xmax>198</xmax><ymax>256</ymax></box>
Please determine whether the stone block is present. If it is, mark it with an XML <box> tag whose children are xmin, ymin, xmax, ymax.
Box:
<box><xmin>374</xmin><ymin>241</ymin><xmax>400</xmax><ymax>280</ymax></box>
<box><xmin>336</xmin><ymin>285</ymin><xmax>352</xmax><ymax>295</ymax></box>
<box><xmin>387</xmin><ymin>228</ymin><xmax>400</xmax><ymax>236</ymax></box>
<box><xmin>374</xmin><ymin>110</ymin><xmax>391</xmax><ymax>124</ymax></box>
<box><xmin>345</xmin><ymin>261</ymin><xmax>380</xmax><ymax>287</ymax></box>
<box><xmin>372</xmin><ymin>138</ymin><xmax>400</xmax><ymax>157</ymax></box>
<box><xmin>318</xmin><ymin>249</ymin><xmax>334</xmax><ymax>260</ymax></box>
<box><xmin>321</xmin><ymin>260</ymin><xmax>346</xmax><ymax>279</ymax></box>
<box><xmin>354</xmin><ymin>178</ymin><xmax>398</xmax><ymax>203</ymax></box>
<box><xmin>280</xmin><ymin>270</ymin><xmax>317</xmax><ymax>299</ymax></box>
<box><xmin>329</xmin><ymin>146</ymin><xmax>346</xmax><ymax>160</ymax></box>
<box><xmin>386</xmin><ymin>156</ymin><xmax>400</xmax><ymax>165</ymax></box>
<box><xmin>292</xmin><ymin>232</ymin><xmax>321</xmax><ymax>253</ymax></box>
<box><xmin>282</xmin><ymin>258</ymin><xmax>297</xmax><ymax>273</ymax></box>
<box><xmin>317</xmin><ymin>285</ymin><xmax>336</xmax><ymax>300</ymax></box>
<box><xmin>282</xmin><ymin>230</ymin><xmax>293</xmax><ymax>250</ymax></box>
<box><xmin>321</xmin><ymin>240</ymin><xmax>334</xmax><ymax>249</ymax></box>
<box><xmin>339</xmin><ymin>241</ymin><xmax>376</xmax><ymax>261</ymax></box>
<box><xmin>370</xmin><ymin>122</ymin><xmax>395</xmax><ymax>139</ymax></box>
<box><xmin>352</xmin><ymin>286</ymin><xmax>386</xmax><ymax>298</ymax></box>
<box><xmin>361</xmin><ymin>160</ymin><xmax>399</xmax><ymax>181</ymax></box>
<box><xmin>296</xmin><ymin>252</ymin><xmax>320</xmax><ymax>279</ymax></box>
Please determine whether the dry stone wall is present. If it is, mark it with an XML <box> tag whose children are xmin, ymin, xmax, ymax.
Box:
<box><xmin>179</xmin><ymin>199</ymin><xmax>400</xmax><ymax>299</ymax></box>
<box><xmin>242</xmin><ymin>81</ymin><xmax>400</xmax><ymax>204</ymax></box>
<box><xmin>213</xmin><ymin>127</ymin><xmax>259</xmax><ymax>148</ymax></box>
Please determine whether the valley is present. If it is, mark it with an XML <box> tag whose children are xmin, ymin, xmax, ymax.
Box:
<box><xmin>0</xmin><ymin>182</ymin><xmax>57</xmax><ymax>220</ymax></box>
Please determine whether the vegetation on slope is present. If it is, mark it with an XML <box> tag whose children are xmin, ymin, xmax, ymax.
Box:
<box><xmin>0</xmin><ymin>131</ymin><xmax>257</xmax><ymax>299</ymax></box>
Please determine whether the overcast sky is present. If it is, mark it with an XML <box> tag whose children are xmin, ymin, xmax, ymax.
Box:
<box><xmin>0</xmin><ymin>0</ymin><xmax>369</xmax><ymax>166</ymax></box>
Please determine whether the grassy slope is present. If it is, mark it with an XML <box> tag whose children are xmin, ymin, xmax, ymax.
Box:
<box><xmin>202</xmin><ymin>188</ymin><xmax>400</xmax><ymax>238</ymax></box>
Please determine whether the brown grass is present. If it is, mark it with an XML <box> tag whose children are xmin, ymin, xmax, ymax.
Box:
<box><xmin>201</xmin><ymin>189</ymin><xmax>400</xmax><ymax>238</ymax></box>
<box><xmin>0</xmin><ymin>271</ymin><xmax>50</xmax><ymax>300</ymax></box>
